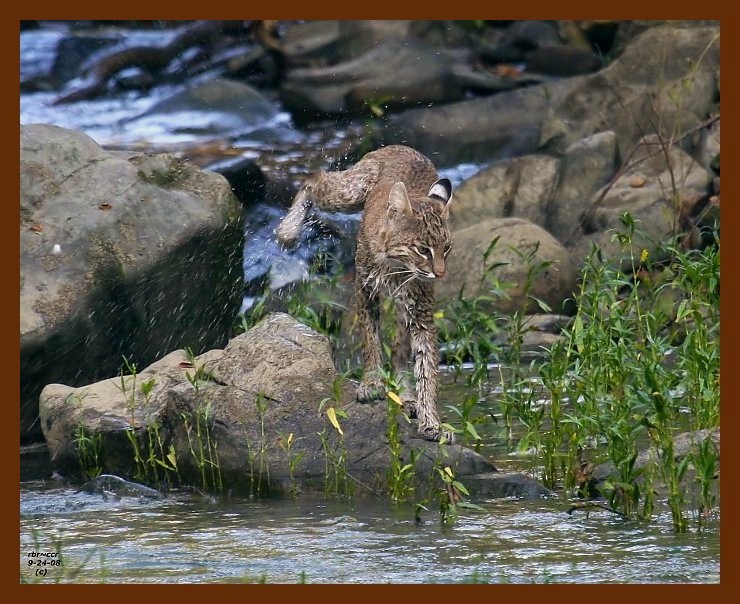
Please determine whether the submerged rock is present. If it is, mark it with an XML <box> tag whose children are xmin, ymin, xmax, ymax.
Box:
<box><xmin>39</xmin><ymin>313</ymin><xmax>548</xmax><ymax>500</ymax></box>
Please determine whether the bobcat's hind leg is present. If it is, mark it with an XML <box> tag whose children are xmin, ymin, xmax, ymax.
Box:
<box><xmin>391</xmin><ymin>304</ymin><xmax>416</xmax><ymax>417</ymax></box>
<box><xmin>355</xmin><ymin>282</ymin><xmax>386</xmax><ymax>403</ymax></box>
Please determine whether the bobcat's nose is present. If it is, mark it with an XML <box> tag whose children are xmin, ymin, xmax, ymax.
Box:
<box><xmin>433</xmin><ymin>266</ymin><xmax>446</xmax><ymax>278</ymax></box>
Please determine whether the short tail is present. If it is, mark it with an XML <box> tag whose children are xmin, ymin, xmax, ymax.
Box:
<box><xmin>276</xmin><ymin>188</ymin><xmax>311</xmax><ymax>247</ymax></box>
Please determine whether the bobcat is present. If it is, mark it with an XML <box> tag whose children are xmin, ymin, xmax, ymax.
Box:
<box><xmin>277</xmin><ymin>145</ymin><xmax>454</xmax><ymax>442</ymax></box>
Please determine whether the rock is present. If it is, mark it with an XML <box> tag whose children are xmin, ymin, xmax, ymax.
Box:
<box><xmin>51</xmin><ymin>34</ymin><xmax>122</xmax><ymax>85</ymax></box>
<box><xmin>523</xmin><ymin>45</ymin><xmax>602</xmax><ymax>77</ymax></box>
<box><xmin>449</xmin><ymin>154</ymin><xmax>560</xmax><ymax>232</ymax></box>
<box><xmin>547</xmin><ymin>131</ymin><xmax>618</xmax><ymax>244</ymax></box>
<box><xmin>280</xmin><ymin>41</ymin><xmax>464</xmax><ymax>117</ymax></box>
<box><xmin>610</xmin><ymin>20</ymin><xmax>719</xmax><ymax>56</ymax></box>
<box><xmin>436</xmin><ymin>217</ymin><xmax>578</xmax><ymax>314</ymax></box>
<box><xmin>280</xmin><ymin>20</ymin><xmax>480</xmax><ymax>68</ymax></box>
<box><xmin>39</xmin><ymin>313</ymin><xmax>546</xmax><ymax>500</ymax></box>
<box><xmin>126</xmin><ymin>78</ymin><xmax>282</xmax><ymax>139</ymax></box>
<box><xmin>540</xmin><ymin>25</ymin><xmax>720</xmax><ymax>158</ymax></box>
<box><xmin>502</xmin><ymin>20</ymin><xmax>560</xmax><ymax>48</ymax></box>
<box><xmin>568</xmin><ymin>134</ymin><xmax>712</xmax><ymax>264</ymax></box>
<box><xmin>591</xmin><ymin>427</ymin><xmax>720</xmax><ymax>497</ymax></box>
<box><xmin>699</xmin><ymin>118</ymin><xmax>720</xmax><ymax>173</ymax></box>
<box><xmin>20</xmin><ymin>124</ymin><xmax>244</xmax><ymax>441</ymax></box>
<box><xmin>378</xmin><ymin>76</ymin><xmax>583</xmax><ymax>166</ymax></box>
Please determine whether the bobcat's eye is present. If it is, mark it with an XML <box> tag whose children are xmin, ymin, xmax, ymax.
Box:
<box><xmin>443</xmin><ymin>244</ymin><xmax>452</xmax><ymax>257</ymax></box>
<box><xmin>412</xmin><ymin>246</ymin><xmax>433</xmax><ymax>259</ymax></box>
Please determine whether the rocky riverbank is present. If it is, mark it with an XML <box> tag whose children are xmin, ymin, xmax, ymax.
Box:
<box><xmin>21</xmin><ymin>21</ymin><xmax>720</xmax><ymax>500</ymax></box>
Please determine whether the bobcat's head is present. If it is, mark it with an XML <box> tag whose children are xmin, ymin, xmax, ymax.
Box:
<box><xmin>382</xmin><ymin>178</ymin><xmax>453</xmax><ymax>280</ymax></box>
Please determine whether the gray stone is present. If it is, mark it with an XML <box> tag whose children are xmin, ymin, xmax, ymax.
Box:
<box><xmin>540</xmin><ymin>25</ymin><xmax>720</xmax><ymax>159</ymax></box>
<box><xmin>568</xmin><ymin>133</ymin><xmax>711</xmax><ymax>265</ymax></box>
<box><xmin>436</xmin><ymin>217</ymin><xmax>578</xmax><ymax>315</ymax></box>
<box><xmin>547</xmin><ymin>131</ymin><xmax>618</xmax><ymax>245</ymax></box>
<box><xmin>699</xmin><ymin>118</ymin><xmax>720</xmax><ymax>173</ymax></box>
<box><xmin>20</xmin><ymin>124</ymin><xmax>244</xmax><ymax>441</ymax></box>
<box><xmin>449</xmin><ymin>154</ymin><xmax>560</xmax><ymax>232</ymax></box>
<box><xmin>378</xmin><ymin>76</ymin><xmax>583</xmax><ymax>166</ymax></box>
<box><xmin>126</xmin><ymin>78</ymin><xmax>280</xmax><ymax>138</ymax></box>
<box><xmin>39</xmin><ymin>313</ymin><xmax>546</xmax><ymax>500</ymax></box>
<box><xmin>281</xmin><ymin>41</ymin><xmax>463</xmax><ymax>116</ymax></box>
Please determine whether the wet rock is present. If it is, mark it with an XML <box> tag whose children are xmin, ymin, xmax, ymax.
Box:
<box><xmin>20</xmin><ymin>124</ymin><xmax>244</xmax><ymax>442</ymax></box>
<box><xmin>126</xmin><ymin>78</ymin><xmax>282</xmax><ymax>138</ymax></box>
<box><xmin>39</xmin><ymin>313</ymin><xmax>545</xmax><ymax>500</ymax></box>
<box><xmin>51</xmin><ymin>34</ymin><xmax>123</xmax><ymax>85</ymax></box>
<box><xmin>378</xmin><ymin>76</ymin><xmax>582</xmax><ymax>166</ymax></box>
<box><xmin>81</xmin><ymin>474</ymin><xmax>163</xmax><ymax>499</ymax></box>
<box><xmin>436</xmin><ymin>217</ymin><xmax>578</xmax><ymax>315</ymax></box>
<box><xmin>449</xmin><ymin>154</ymin><xmax>560</xmax><ymax>232</ymax></box>
<box><xmin>540</xmin><ymin>25</ymin><xmax>720</xmax><ymax>158</ymax></box>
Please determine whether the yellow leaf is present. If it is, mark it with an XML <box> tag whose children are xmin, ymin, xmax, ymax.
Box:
<box><xmin>326</xmin><ymin>407</ymin><xmax>344</xmax><ymax>435</ymax></box>
<box><xmin>444</xmin><ymin>466</ymin><xmax>454</xmax><ymax>478</ymax></box>
<box><xmin>433</xmin><ymin>310</ymin><xmax>444</xmax><ymax>320</ymax></box>
<box><xmin>287</xmin><ymin>432</ymin><xmax>294</xmax><ymax>446</ymax></box>
<box><xmin>387</xmin><ymin>391</ymin><xmax>403</xmax><ymax>406</ymax></box>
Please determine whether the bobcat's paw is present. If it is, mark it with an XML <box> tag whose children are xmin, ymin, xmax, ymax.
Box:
<box><xmin>401</xmin><ymin>395</ymin><xmax>417</xmax><ymax>419</ymax></box>
<box><xmin>418</xmin><ymin>424</ymin><xmax>456</xmax><ymax>444</ymax></box>
<box><xmin>356</xmin><ymin>380</ymin><xmax>385</xmax><ymax>403</ymax></box>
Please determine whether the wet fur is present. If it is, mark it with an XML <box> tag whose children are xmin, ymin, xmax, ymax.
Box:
<box><xmin>277</xmin><ymin>145</ymin><xmax>454</xmax><ymax>442</ymax></box>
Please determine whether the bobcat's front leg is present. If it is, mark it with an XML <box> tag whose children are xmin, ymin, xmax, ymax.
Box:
<box><xmin>355</xmin><ymin>281</ymin><xmax>385</xmax><ymax>403</ymax></box>
<box><xmin>410</xmin><ymin>319</ymin><xmax>454</xmax><ymax>443</ymax></box>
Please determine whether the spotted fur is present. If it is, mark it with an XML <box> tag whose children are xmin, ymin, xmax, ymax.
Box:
<box><xmin>277</xmin><ymin>145</ymin><xmax>454</xmax><ymax>442</ymax></box>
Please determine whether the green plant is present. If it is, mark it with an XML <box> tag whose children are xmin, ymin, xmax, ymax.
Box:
<box><xmin>73</xmin><ymin>425</ymin><xmax>103</xmax><ymax>480</ymax></box>
<box><xmin>277</xmin><ymin>431</ymin><xmax>305</xmax><ymax>497</ymax></box>
<box><xmin>317</xmin><ymin>374</ymin><xmax>354</xmax><ymax>498</ymax></box>
<box><xmin>691</xmin><ymin>436</ymin><xmax>719</xmax><ymax>526</ymax></box>
<box><xmin>181</xmin><ymin>348</ymin><xmax>222</xmax><ymax>492</ymax></box>
<box><xmin>67</xmin><ymin>390</ymin><xmax>103</xmax><ymax>479</ymax></box>
<box><xmin>502</xmin><ymin>215</ymin><xmax>720</xmax><ymax>530</ymax></box>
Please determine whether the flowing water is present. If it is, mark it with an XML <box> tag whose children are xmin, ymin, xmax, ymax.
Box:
<box><xmin>20</xmin><ymin>478</ymin><xmax>720</xmax><ymax>584</ymax></box>
<box><xmin>20</xmin><ymin>25</ymin><xmax>720</xmax><ymax>584</ymax></box>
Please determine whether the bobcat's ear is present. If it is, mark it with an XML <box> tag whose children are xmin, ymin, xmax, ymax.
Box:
<box><xmin>428</xmin><ymin>178</ymin><xmax>452</xmax><ymax>205</ymax></box>
<box><xmin>388</xmin><ymin>182</ymin><xmax>413</xmax><ymax>215</ymax></box>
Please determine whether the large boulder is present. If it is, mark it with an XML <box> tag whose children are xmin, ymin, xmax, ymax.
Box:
<box><xmin>378</xmin><ymin>76</ymin><xmax>583</xmax><ymax>166</ymax></box>
<box><xmin>39</xmin><ymin>313</ymin><xmax>550</xmax><ymax>500</ymax></box>
<box><xmin>546</xmin><ymin>130</ymin><xmax>618</xmax><ymax>245</ymax></box>
<box><xmin>20</xmin><ymin>124</ymin><xmax>244</xmax><ymax>441</ymax></box>
<box><xmin>280</xmin><ymin>41</ymin><xmax>465</xmax><ymax>117</ymax></box>
<box><xmin>540</xmin><ymin>25</ymin><xmax>720</xmax><ymax>158</ymax></box>
<box><xmin>449</xmin><ymin>154</ymin><xmax>560</xmax><ymax>232</ymax></box>
<box><xmin>280</xmin><ymin>20</ymin><xmax>481</xmax><ymax>68</ymax></box>
<box><xmin>567</xmin><ymin>134</ymin><xmax>712</xmax><ymax>265</ymax></box>
<box><xmin>437</xmin><ymin>217</ymin><xmax>578</xmax><ymax>314</ymax></box>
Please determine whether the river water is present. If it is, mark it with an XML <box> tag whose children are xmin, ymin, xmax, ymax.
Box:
<box><xmin>20</xmin><ymin>477</ymin><xmax>720</xmax><ymax>584</ymax></box>
<box><xmin>20</xmin><ymin>24</ymin><xmax>720</xmax><ymax>584</ymax></box>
